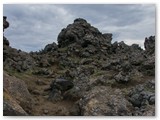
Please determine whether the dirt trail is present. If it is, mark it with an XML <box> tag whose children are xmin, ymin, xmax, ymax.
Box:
<box><xmin>23</xmin><ymin>75</ymin><xmax>76</xmax><ymax>116</ymax></box>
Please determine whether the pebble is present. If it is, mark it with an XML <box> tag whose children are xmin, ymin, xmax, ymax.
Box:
<box><xmin>43</xmin><ymin>109</ymin><xmax>49</xmax><ymax>114</ymax></box>
<box><xmin>36</xmin><ymin>79</ymin><xmax>47</xmax><ymax>85</ymax></box>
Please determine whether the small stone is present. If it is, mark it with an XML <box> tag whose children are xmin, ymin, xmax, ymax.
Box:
<box><xmin>149</xmin><ymin>96</ymin><xmax>155</xmax><ymax>105</ymax></box>
<box><xmin>43</xmin><ymin>109</ymin><xmax>49</xmax><ymax>114</ymax></box>
<box><xmin>32</xmin><ymin>90</ymin><xmax>41</xmax><ymax>95</ymax></box>
<box><xmin>36</xmin><ymin>79</ymin><xmax>47</xmax><ymax>85</ymax></box>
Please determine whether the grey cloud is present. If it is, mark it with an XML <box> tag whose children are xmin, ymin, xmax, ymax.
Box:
<box><xmin>4</xmin><ymin>4</ymin><xmax>75</xmax><ymax>51</ymax></box>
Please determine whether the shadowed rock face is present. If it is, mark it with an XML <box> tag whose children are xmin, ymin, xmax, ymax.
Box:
<box><xmin>3</xmin><ymin>17</ymin><xmax>155</xmax><ymax>116</ymax></box>
<box><xmin>57</xmin><ymin>18</ymin><xmax>112</xmax><ymax>50</ymax></box>
<box><xmin>48</xmin><ymin>79</ymin><xmax>74</xmax><ymax>102</ymax></box>
<box><xmin>144</xmin><ymin>36</ymin><xmax>155</xmax><ymax>54</ymax></box>
<box><xmin>3</xmin><ymin>16</ymin><xmax>10</xmax><ymax>46</ymax></box>
<box><xmin>3</xmin><ymin>16</ymin><xmax>9</xmax><ymax>31</ymax></box>
<box><xmin>50</xmin><ymin>79</ymin><xmax>74</xmax><ymax>92</ymax></box>
<box><xmin>3</xmin><ymin>98</ymin><xmax>28</xmax><ymax>116</ymax></box>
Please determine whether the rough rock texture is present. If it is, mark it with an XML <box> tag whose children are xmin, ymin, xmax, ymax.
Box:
<box><xmin>144</xmin><ymin>36</ymin><xmax>155</xmax><ymax>54</ymax></box>
<box><xmin>3</xmin><ymin>72</ymin><xmax>33</xmax><ymax>115</ymax></box>
<box><xmin>3</xmin><ymin>90</ymin><xmax>28</xmax><ymax>116</ymax></box>
<box><xmin>78</xmin><ymin>86</ymin><xmax>133</xmax><ymax>116</ymax></box>
<box><xmin>3</xmin><ymin>17</ymin><xmax>155</xmax><ymax>116</ymax></box>
<box><xmin>3</xmin><ymin>36</ymin><xmax>9</xmax><ymax>46</ymax></box>
<box><xmin>3</xmin><ymin>16</ymin><xmax>10</xmax><ymax>46</ymax></box>
<box><xmin>3</xmin><ymin>46</ymin><xmax>35</xmax><ymax>72</ymax></box>
<box><xmin>48</xmin><ymin>78</ymin><xmax>74</xmax><ymax>101</ymax></box>
<box><xmin>43</xmin><ymin>42</ymin><xmax>58</xmax><ymax>53</ymax></box>
<box><xmin>3</xmin><ymin>16</ymin><xmax>9</xmax><ymax>31</ymax></box>
<box><xmin>57</xmin><ymin>18</ymin><xmax>112</xmax><ymax>56</ymax></box>
<box><xmin>128</xmin><ymin>80</ymin><xmax>155</xmax><ymax>116</ymax></box>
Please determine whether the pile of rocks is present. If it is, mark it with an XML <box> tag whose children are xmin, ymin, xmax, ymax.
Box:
<box><xmin>57</xmin><ymin>18</ymin><xmax>112</xmax><ymax>57</ymax></box>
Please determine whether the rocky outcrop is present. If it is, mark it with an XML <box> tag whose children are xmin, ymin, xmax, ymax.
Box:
<box><xmin>3</xmin><ymin>46</ymin><xmax>35</xmax><ymax>72</ymax></box>
<box><xmin>3</xmin><ymin>72</ymin><xmax>33</xmax><ymax>115</ymax></box>
<box><xmin>3</xmin><ymin>16</ymin><xmax>9</xmax><ymax>31</ymax></box>
<box><xmin>3</xmin><ymin>92</ymin><xmax>28</xmax><ymax>116</ymax></box>
<box><xmin>43</xmin><ymin>42</ymin><xmax>58</xmax><ymax>53</ymax></box>
<box><xmin>78</xmin><ymin>86</ymin><xmax>133</xmax><ymax>116</ymax></box>
<box><xmin>128</xmin><ymin>80</ymin><xmax>155</xmax><ymax>116</ymax></box>
<box><xmin>3</xmin><ymin>17</ymin><xmax>155</xmax><ymax>116</ymax></box>
<box><xmin>3</xmin><ymin>36</ymin><xmax>9</xmax><ymax>46</ymax></box>
<box><xmin>139</xmin><ymin>54</ymin><xmax>155</xmax><ymax>75</ymax></box>
<box><xmin>139</xmin><ymin>36</ymin><xmax>155</xmax><ymax>75</ymax></box>
<box><xmin>57</xmin><ymin>18</ymin><xmax>112</xmax><ymax>56</ymax></box>
<box><xmin>3</xmin><ymin>16</ymin><xmax>10</xmax><ymax>46</ymax></box>
<box><xmin>144</xmin><ymin>36</ymin><xmax>155</xmax><ymax>54</ymax></box>
<box><xmin>48</xmin><ymin>78</ymin><xmax>74</xmax><ymax>101</ymax></box>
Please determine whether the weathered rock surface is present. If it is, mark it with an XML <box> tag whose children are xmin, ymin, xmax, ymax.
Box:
<box><xmin>57</xmin><ymin>18</ymin><xmax>112</xmax><ymax>57</ymax></box>
<box><xmin>43</xmin><ymin>42</ymin><xmax>58</xmax><ymax>53</ymax></box>
<box><xmin>78</xmin><ymin>86</ymin><xmax>133</xmax><ymax>116</ymax></box>
<box><xmin>128</xmin><ymin>80</ymin><xmax>155</xmax><ymax>116</ymax></box>
<box><xmin>3</xmin><ymin>17</ymin><xmax>155</xmax><ymax>116</ymax></box>
<box><xmin>3</xmin><ymin>36</ymin><xmax>9</xmax><ymax>46</ymax></box>
<box><xmin>144</xmin><ymin>36</ymin><xmax>155</xmax><ymax>54</ymax></box>
<box><xmin>48</xmin><ymin>79</ymin><xmax>74</xmax><ymax>101</ymax></box>
<box><xmin>3</xmin><ymin>46</ymin><xmax>35</xmax><ymax>72</ymax></box>
<box><xmin>3</xmin><ymin>72</ymin><xmax>33</xmax><ymax>115</ymax></box>
<box><xmin>3</xmin><ymin>95</ymin><xmax>28</xmax><ymax>116</ymax></box>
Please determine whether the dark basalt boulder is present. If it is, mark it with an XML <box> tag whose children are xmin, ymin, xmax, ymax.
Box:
<box><xmin>3</xmin><ymin>36</ymin><xmax>9</xmax><ymax>46</ymax></box>
<box><xmin>48</xmin><ymin>79</ymin><xmax>74</xmax><ymax>101</ymax></box>
<box><xmin>144</xmin><ymin>36</ymin><xmax>155</xmax><ymax>54</ymax></box>
<box><xmin>3</xmin><ymin>16</ymin><xmax>10</xmax><ymax>46</ymax></box>
<box><xmin>102</xmin><ymin>33</ymin><xmax>112</xmax><ymax>44</ymax></box>
<box><xmin>50</xmin><ymin>78</ymin><xmax>74</xmax><ymax>92</ymax></box>
<box><xmin>3</xmin><ymin>16</ymin><xmax>9</xmax><ymax>31</ymax></box>
<box><xmin>128</xmin><ymin>81</ymin><xmax>155</xmax><ymax>107</ymax></box>
<box><xmin>43</xmin><ymin>42</ymin><xmax>58</xmax><ymax>53</ymax></box>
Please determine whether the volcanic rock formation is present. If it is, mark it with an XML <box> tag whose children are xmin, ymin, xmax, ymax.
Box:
<box><xmin>3</xmin><ymin>17</ymin><xmax>155</xmax><ymax>116</ymax></box>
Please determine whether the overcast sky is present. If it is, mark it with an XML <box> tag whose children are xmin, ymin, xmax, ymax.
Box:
<box><xmin>3</xmin><ymin>4</ymin><xmax>155</xmax><ymax>52</ymax></box>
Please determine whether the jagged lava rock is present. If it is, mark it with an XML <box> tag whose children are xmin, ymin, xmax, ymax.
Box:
<box><xmin>58</xmin><ymin>18</ymin><xmax>112</xmax><ymax>50</ymax></box>
<box><xmin>43</xmin><ymin>42</ymin><xmax>58</xmax><ymax>53</ymax></box>
<box><xmin>144</xmin><ymin>36</ymin><xmax>155</xmax><ymax>54</ymax></box>
<box><xmin>3</xmin><ymin>16</ymin><xmax>10</xmax><ymax>46</ymax></box>
<box><xmin>3</xmin><ymin>16</ymin><xmax>9</xmax><ymax>31</ymax></box>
